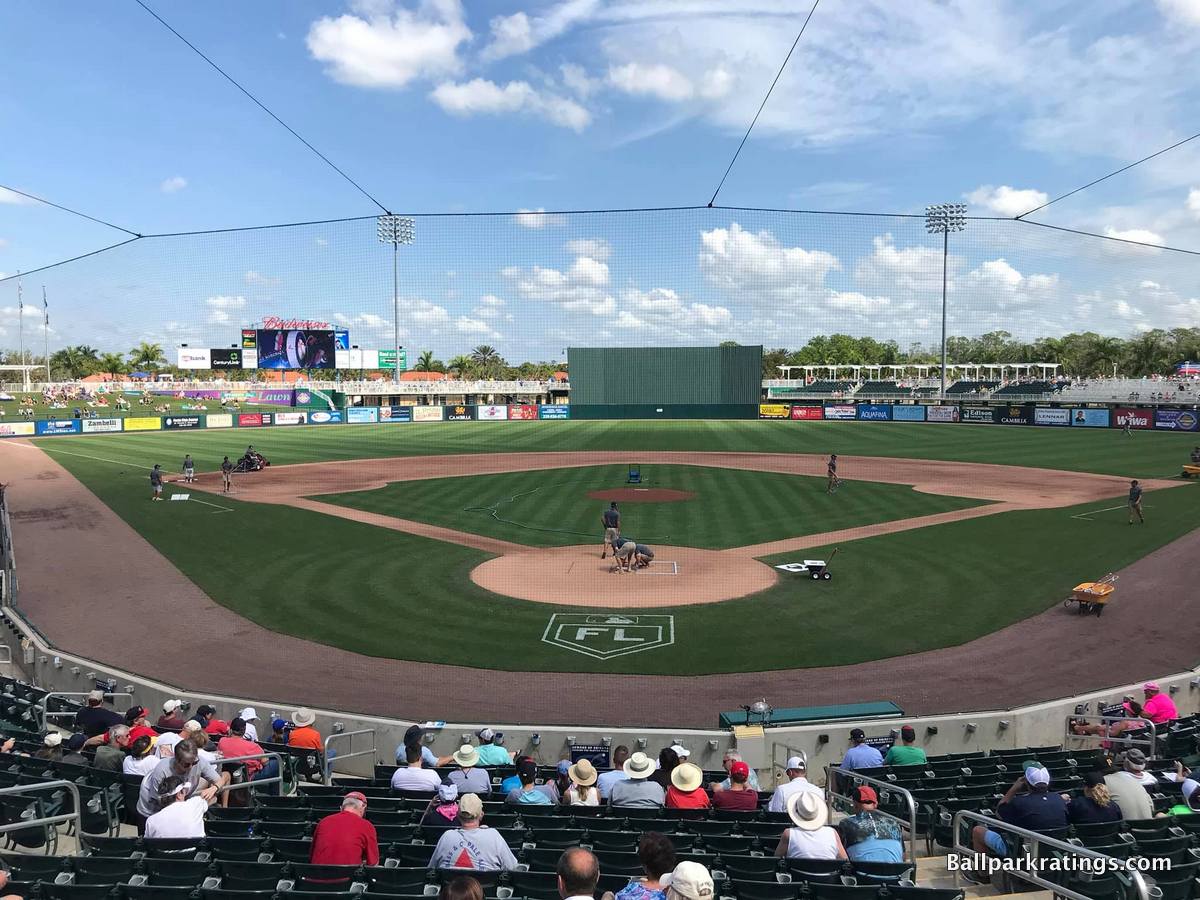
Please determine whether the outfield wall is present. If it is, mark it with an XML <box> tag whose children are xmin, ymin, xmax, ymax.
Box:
<box><xmin>1</xmin><ymin>400</ymin><xmax>1196</xmax><ymax>439</ymax></box>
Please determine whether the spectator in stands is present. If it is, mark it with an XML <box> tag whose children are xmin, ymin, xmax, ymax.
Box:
<box><xmin>1067</xmin><ymin>771</ymin><xmax>1122</xmax><ymax>824</ymax></box>
<box><xmin>92</xmin><ymin>724</ymin><xmax>130</xmax><ymax>772</ymax></box>
<box><xmin>157</xmin><ymin>700</ymin><xmax>186</xmax><ymax>731</ymax></box>
<box><xmin>500</xmin><ymin>755</ymin><xmax>530</xmax><ymax>794</ymax></box>
<box><xmin>395</xmin><ymin>724</ymin><xmax>453</xmax><ymax>768</ymax></box>
<box><xmin>667</xmin><ymin>762</ymin><xmax>711</xmax><ymax>809</ymax></box>
<box><xmin>392</xmin><ymin>742</ymin><xmax>442</xmax><ymax>792</ymax></box>
<box><xmin>1141</xmin><ymin>682</ymin><xmax>1178</xmax><ymax>725</ymax></box>
<box><xmin>775</xmin><ymin>792</ymin><xmax>847</xmax><ymax>860</ymax></box>
<box><xmin>310</xmin><ymin>791</ymin><xmax>379</xmax><ymax>867</ymax></box>
<box><xmin>218</xmin><ymin>717</ymin><xmax>275</xmax><ymax>787</ymax></box>
<box><xmin>883</xmin><ymin>726</ymin><xmax>926</xmax><ymax>766</ymax></box>
<box><xmin>610</xmin><ymin>751</ymin><xmax>666</xmax><ymax>809</ymax></box>
<box><xmin>62</xmin><ymin>733</ymin><xmax>89</xmax><ymax>766</ymax></box>
<box><xmin>767</xmin><ymin>754</ymin><xmax>821</xmax><ymax>813</ymax></box>
<box><xmin>76</xmin><ymin>689</ymin><xmax>123</xmax><ymax>737</ymax></box>
<box><xmin>598</xmin><ymin>745</ymin><xmax>630</xmax><ymax>799</ymax></box>
<box><xmin>972</xmin><ymin>767</ymin><xmax>1068</xmax><ymax>860</ymax></box>
<box><xmin>441</xmin><ymin>875</ymin><xmax>484</xmax><ymax>900</ymax></box>
<box><xmin>193</xmin><ymin>704</ymin><xmax>216</xmax><ymax>731</ymax></box>
<box><xmin>447</xmin><ymin>744</ymin><xmax>491</xmax><ymax>795</ymax></box>
<box><xmin>287</xmin><ymin>708</ymin><xmax>323</xmax><ymax>750</ymax></box>
<box><xmin>710</xmin><ymin>749</ymin><xmax>761</xmax><ymax>793</ymax></box>
<box><xmin>552</xmin><ymin>760</ymin><xmax>573</xmax><ymax>798</ymax></box>
<box><xmin>180</xmin><ymin>720</ymin><xmax>220</xmax><ymax>766</ymax></box>
<box><xmin>842</xmin><ymin>729</ymin><xmax>884</xmax><ymax>771</ymax></box>
<box><xmin>0</xmin><ymin>856</ymin><xmax>20</xmax><ymax>900</ymax></box>
<box><xmin>1166</xmin><ymin>764</ymin><xmax>1200</xmax><ymax>817</ymax></box>
<box><xmin>474</xmin><ymin>727</ymin><xmax>514</xmax><ymax>766</ymax></box>
<box><xmin>137</xmin><ymin>740</ymin><xmax>228</xmax><ymax>824</ymax></box>
<box><xmin>837</xmin><ymin>786</ymin><xmax>904</xmax><ymax>862</ymax></box>
<box><xmin>650</xmin><ymin>747</ymin><xmax>679</xmax><ymax>791</ymax></box>
<box><xmin>662</xmin><ymin>861</ymin><xmax>714</xmax><ymax>900</ymax></box>
<box><xmin>34</xmin><ymin>732</ymin><xmax>63</xmax><ymax>761</ymax></box>
<box><xmin>144</xmin><ymin>774</ymin><xmax>213</xmax><ymax>839</ymax></box>
<box><xmin>422</xmin><ymin>783</ymin><xmax>460</xmax><ymax>828</ymax></box>
<box><xmin>124</xmin><ymin>706</ymin><xmax>157</xmax><ymax>743</ymax></box>
<box><xmin>270</xmin><ymin>718</ymin><xmax>289</xmax><ymax>743</ymax></box>
<box><xmin>616</xmin><ymin>832</ymin><xmax>676</xmax><ymax>900</ymax></box>
<box><xmin>123</xmin><ymin>735</ymin><xmax>160</xmax><ymax>777</ymax></box>
<box><xmin>558</xmin><ymin>847</ymin><xmax>600</xmax><ymax>900</ymax></box>
<box><xmin>506</xmin><ymin>756</ymin><xmax>554</xmax><ymax>805</ymax></box>
<box><xmin>429</xmin><ymin>793</ymin><xmax>518</xmax><ymax>870</ymax></box>
<box><xmin>565</xmin><ymin>759</ymin><xmax>600</xmax><ymax>806</ymax></box>
<box><xmin>1103</xmin><ymin>750</ymin><xmax>1155</xmax><ymax>820</ymax></box>
<box><xmin>238</xmin><ymin>707</ymin><xmax>260</xmax><ymax>742</ymax></box>
<box><xmin>712</xmin><ymin>761</ymin><xmax>758</xmax><ymax>811</ymax></box>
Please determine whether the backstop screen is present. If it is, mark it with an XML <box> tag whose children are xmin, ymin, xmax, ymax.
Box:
<box><xmin>568</xmin><ymin>345</ymin><xmax>762</xmax><ymax>419</ymax></box>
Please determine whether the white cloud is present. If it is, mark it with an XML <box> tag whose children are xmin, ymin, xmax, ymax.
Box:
<box><xmin>700</xmin><ymin>222</ymin><xmax>839</xmax><ymax>307</ymax></box>
<box><xmin>965</xmin><ymin>185</ymin><xmax>1048</xmax><ymax>218</ymax></box>
<box><xmin>407</xmin><ymin>298</ymin><xmax>451</xmax><ymax>326</ymax></box>
<box><xmin>315</xmin><ymin>237</ymin><xmax>329</xmax><ymax>247</ymax></box>
<box><xmin>0</xmin><ymin>238</ymin><xmax>8</xmax><ymax>250</ymax></box>
<box><xmin>482</xmin><ymin>0</ymin><xmax>600</xmax><ymax>61</ymax></box>
<box><xmin>1103</xmin><ymin>227</ymin><xmax>1165</xmax><ymax>247</ymax></box>
<box><xmin>307</xmin><ymin>0</ymin><xmax>469</xmax><ymax>89</ymax></box>
<box><xmin>1188</xmin><ymin>188</ymin><xmax>1200</xmax><ymax>220</ymax></box>
<box><xmin>244</xmin><ymin>270</ymin><xmax>280</xmax><ymax>286</ymax></box>
<box><xmin>826</xmin><ymin>291</ymin><xmax>891</xmax><ymax>314</ymax></box>
<box><xmin>0</xmin><ymin>304</ymin><xmax>43</xmax><ymax>320</ymax></box>
<box><xmin>565</xmin><ymin>238</ymin><xmax>611</xmax><ymax>260</ymax></box>
<box><xmin>1157</xmin><ymin>0</ymin><xmax>1200</xmax><ymax>26</ymax></box>
<box><xmin>608</xmin><ymin>62</ymin><xmax>694</xmax><ymax>101</ymax></box>
<box><xmin>160</xmin><ymin>176</ymin><xmax>188</xmax><ymax>194</ymax></box>
<box><xmin>0</xmin><ymin>188</ymin><xmax>34</xmax><ymax>205</ymax></box>
<box><xmin>430</xmin><ymin>78</ymin><xmax>590</xmax><ymax>130</ymax></box>
<box><xmin>513</xmin><ymin>207</ymin><xmax>565</xmax><ymax>229</ymax></box>
<box><xmin>503</xmin><ymin>251</ymin><xmax>615</xmax><ymax>316</ymax></box>
<box><xmin>473</xmin><ymin>294</ymin><xmax>506</xmax><ymax>319</ymax></box>
<box><xmin>205</xmin><ymin>295</ymin><xmax>247</xmax><ymax>309</ymax></box>
<box><xmin>455</xmin><ymin>315</ymin><xmax>500</xmax><ymax>338</ymax></box>
<box><xmin>560</xmin><ymin>63</ymin><xmax>601</xmax><ymax>98</ymax></box>
<box><xmin>965</xmin><ymin>258</ymin><xmax>1061</xmax><ymax>310</ymax></box>
<box><xmin>854</xmin><ymin>233</ymin><xmax>946</xmax><ymax>295</ymax></box>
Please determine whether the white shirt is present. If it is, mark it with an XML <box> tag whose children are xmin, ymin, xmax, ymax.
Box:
<box><xmin>123</xmin><ymin>755</ymin><xmax>161</xmax><ymax>777</ymax></box>
<box><xmin>785</xmin><ymin>827</ymin><xmax>841</xmax><ymax>860</ymax></box>
<box><xmin>243</xmin><ymin>722</ymin><xmax>258</xmax><ymax>742</ymax></box>
<box><xmin>145</xmin><ymin>797</ymin><xmax>208</xmax><ymax>839</ymax></box>
<box><xmin>156</xmin><ymin>733</ymin><xmax>183</xmax><ymax>756</ymax></box>
<box><xmin>391</xmin><ymin>765</ymin><xmax>442</xmax><ymax>791</ymax></box>
<box><xmin>566</xmin><ymin>785</ymin><xmax>600</xmax><ymax>806</ymax></box>
<box><xmin>768</xmin><ymin>776</ymin><xmax>822</xmax><ymax>813</ymax></box>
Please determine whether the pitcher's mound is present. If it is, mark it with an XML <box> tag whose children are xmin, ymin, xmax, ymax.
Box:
<box><xmin>470</xmin><ymin>544</ymin><xmax>777</xmax><ymax>607</ymax></box>
<box><xmin>588</xmin><ymin>488</ymin><xmax>694</xmax><ymax>502</ymax></box>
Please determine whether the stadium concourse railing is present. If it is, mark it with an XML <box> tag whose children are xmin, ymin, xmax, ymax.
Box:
<box><xmin>0</xmin><ymin>780</ymin><xmax>83</xmax><ymax>854</ymax></box>
<box><xmin>0</xmin><ymin>483</ymin><xmax>14</xmax><ymax>609</ymax></box>
<box><xmin>825</xmin><ymin>764</ymin><xmax>919</xmax><ymax>862</ymax></box>
<box><xmin>951</xmin><ymin>809</ymin><xmax>1154</xmax><ymax>900</ymax></box>
<box><xmin>1063</xmin><ymin>714</ymin><xmax>1158</xmax><ymax>757</ymax></box>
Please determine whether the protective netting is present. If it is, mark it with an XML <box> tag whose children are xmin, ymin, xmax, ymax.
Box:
<box><xmin>2</xmin><ymin>209</ymin><xmax>1199</xmax><ymax>374</ymax></box>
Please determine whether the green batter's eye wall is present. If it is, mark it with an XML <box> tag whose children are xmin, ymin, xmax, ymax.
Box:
<box><xmin>568</xmin><ymin>345</ymin><xmax>763</xmax><ymax>419</ymax></box>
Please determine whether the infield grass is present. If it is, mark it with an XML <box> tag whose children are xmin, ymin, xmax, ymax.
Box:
<box><xmin>316</xmin><ymin>463</ymin><xmax>985</xmax><ymax>549</ymax></box>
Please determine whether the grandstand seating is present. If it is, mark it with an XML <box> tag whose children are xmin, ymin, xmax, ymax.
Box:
<box><xmin>990</xmin><ymin>381</ymin><xmax>1058</xmax><ymax>397</ymax></box>
<box><xmin>792</xmin><ymin>381</ymin><xmax>857</xmax><ymax>395</ymax></box>
<box><xmin>855</xmin><ymin>382</ymin><xmax>913</xmax><ymax>398</ymax></box>
<box><xmin>944</xmin><ymin>381</ymin><xmax>997</xmax><ymax>395</ymax></box>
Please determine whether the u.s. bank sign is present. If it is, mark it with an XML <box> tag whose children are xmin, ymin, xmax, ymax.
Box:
<box><xmin>542</xmin><ymin>614</ymin><xmax>675</xmax><ymax>660</ymax></box>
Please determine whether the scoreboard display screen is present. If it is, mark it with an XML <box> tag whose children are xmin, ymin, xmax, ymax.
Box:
<box><xmin>255</xmin><ymin>329</ymin><xmax>336</xmax><ymax>369</ymax></box>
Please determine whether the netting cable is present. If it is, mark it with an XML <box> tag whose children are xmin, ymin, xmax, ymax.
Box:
<box><xmin>0</xmin><ymin>183</ymin><xmax>141</xmax><ymax>237</ymax></box>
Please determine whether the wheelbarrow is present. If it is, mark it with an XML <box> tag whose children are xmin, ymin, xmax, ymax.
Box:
<box><xmin>1064</xmin><ymin>573</ymin><xmax>1118</xmax><ymax>616</ymax></box>
<box><xmin>805</xmin><ymin>548</ymin><xmax>839</xmax><ymax>580</ymax></box>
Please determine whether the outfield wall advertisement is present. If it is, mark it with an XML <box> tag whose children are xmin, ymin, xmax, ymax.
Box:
<box><xmin>823</xmin><ymin>404</ymin><xmax>856</xmax><ymax>420</ymax></box>
<box><xmin>891</xmin><ymin>405</ymin><xmax>926</xmax><ymax>422</ymax></box>
<box><xmin>759</xmin><ymin>404</ymin><xmax>790</xmax><ymax>419</ymax></box>
<box><xmin>1114</xmin><ymin>407</ymin><xmax>1153</xmax><ymax>430</ymax></box>
<box><xmin>1155</xmin><ymin>409</ymin><xmax>1200</xmax><ymax>431</ymax></box>
<box><xmin>1033</xmin><ymin>408</ymin><xmax>1071</xmax><ymax>426</ymax></box>
<box><xmin>34</xmin><ymin>420</ymin><xmax>80</xmax><ymax>435</ymax></box>
<box><xmin>855</xmin><ymin>403</ymin><xmax>892</xmax><ymax>421</ymax></box>
<box><xmin>274</xmin><ymin>412</ymin><xmax>308</xmax><ymax>426</ymax></box>
<box><xmin>926</xmin><ymin>405</ymin><xmax>960</xmax><ymax>422</ymax></box>
<box><xmin>206</xmin><ymin>414</ymin><xmax>234</xmax><ymax>429</ymax></box>
<box><xmin>790</xmin><ymin>405</ymin><xmax>823</xmax><ymax>420</ymax></box>
<box><xmin>477</xmin><ymin>404</ymin><xmax>509</xmax><ymax>421</ymax></box>
<box><xmin>308</xmin><ymin>411</ymin><xmax>342</xmax><ymax>424</ymax></box>
<box><xmin>163</xmin><ymin>416</ymin><xmax>203</xmax><ymax>430</ymax></box>
<box><xmin>412</xmin><ymin>406</ymin><xmax>444</xmax><ymax>422</ymax></box>
<box><xmin>347</xmin><ymin>407</ymin><xmax>379</xmax><ymax>424</ymax></box>
<box><xmin>539</xmin><ymin>405</ymin><xmax>570</xmax><ymax>419</ymax></box>
<box><xmin>82</xmin><ymin>418</ymin><xmax>123</xmax><ymax>433</ymax></box>
<box><xmin>0</xmin><ymin>422</ymin><xmax>36</xmax><ymax>437</ymax></box>
<box><xmin>379</xmin><ymin>406</ymin><xmax>412</xmax><ymax>422</ymax></box>
<box><xmin>124</xmin><ymin>417</ymin><xmax>162</xmax><ymax>432</ymax></box>
<box><xmin>996</xmin><ymin>406</ymin><xmax>1032</xmax><ymax>425</ymax></box>
<box><xmin>446</xmin><ymin>405</ymin><xmax>475</xmax><ymax>421</ymax></box>
<box><xmin>1071</xmin><ymin>409</ymin><xmax>1110</xmax><ymax>427</ymax></box>
<box><xmin>509</xmin><ymin>404</ymin><xmax>539</xmax><ymax>420</ymax></box>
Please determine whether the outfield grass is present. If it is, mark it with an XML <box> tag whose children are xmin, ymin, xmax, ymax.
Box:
<box><xmin>36</xmin><ymin>440</ymin><xmax>1198</xmax><ymax>673</ymax></box>
<box><xmin>317</xmin><ymin>463</ymin><xmax>985</xmax><ymax>549</ymax></box>
<box><xmin>30</xmin><ymin>418</ymin><xmax>1196</xmax><ymax>480</ymax></box>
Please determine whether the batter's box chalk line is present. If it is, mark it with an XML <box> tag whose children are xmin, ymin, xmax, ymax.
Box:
<box><xmin>637</xmin><ymin>560</ymin><xmax>679</xmax><ymax>576</ymax></box>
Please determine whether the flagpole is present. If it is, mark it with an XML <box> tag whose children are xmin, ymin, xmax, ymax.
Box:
<box><xmin>17</xmin><ymin>273</ymin><xmax>26</xmax><ymax>392</ymax></box>
<box><xmin>43</xmin><ymin>287</ymin><xmax>50</xmax><ymax>385</ymax></box>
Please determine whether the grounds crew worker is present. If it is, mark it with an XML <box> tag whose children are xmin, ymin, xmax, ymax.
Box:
<box><xmin>600</xmin><ymin>502</ymin><xmax>620</xmax><ymax>558</ymax></box>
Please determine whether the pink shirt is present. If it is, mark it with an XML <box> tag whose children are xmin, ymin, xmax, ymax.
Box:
<box><xmin>1143</xmin><ymin>693</ymin><xmax>1178</xmax><ymax>725</ymax></box>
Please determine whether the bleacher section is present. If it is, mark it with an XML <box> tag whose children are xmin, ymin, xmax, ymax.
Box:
<box><xmin>856</xmin><ymin>382</ymin><xmax>913</xmax><ymax>398</ymax></box>
<box><xmin>944</xmin><ymin>381</ymin><xmax>997</xmax><ymax>396</ymax></box>
<box><xmin>794</xmin><ymin>381</ymin><xmax>857</xmax><ymax>395</ymax></box>
<box><xmin>990</xmin><ymin>382</ymin><xmax>1058</xmax><ymax>397</ymax></box>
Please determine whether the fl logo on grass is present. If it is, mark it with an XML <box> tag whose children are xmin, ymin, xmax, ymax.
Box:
<box><xmin>541</xmin><ymin>614</ymin><xmax>675</xmax><ymax>660</ymax></box>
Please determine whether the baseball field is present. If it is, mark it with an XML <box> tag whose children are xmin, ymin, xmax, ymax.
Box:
<box><xmin>6</xmin><ymin>420</ymin><xmax>1195</xmax><ymax>694</ymax></box>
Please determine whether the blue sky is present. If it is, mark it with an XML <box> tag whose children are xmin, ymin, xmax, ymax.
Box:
<box><xmin>2</xmin><ymin>0</ymin><xmax>1199</xmax><ymax>362</ymax></box>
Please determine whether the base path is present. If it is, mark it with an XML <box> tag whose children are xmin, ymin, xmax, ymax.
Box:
<box><xmin>193</xmin><ymin>451</ymin><xmax>1177</xmax><ymax>607</ymax></box>
<box><xmin>2</xmin><ymin>438</ymin><xmax>1195</xmax><ymax>728</ymax></box>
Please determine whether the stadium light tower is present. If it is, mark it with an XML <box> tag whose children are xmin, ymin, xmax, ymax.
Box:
<box><xmin>376</xmin><ymin>215</ymin><xmax>416</xmax><ymax>385</ymax></box>
<box><xmin>925</xmin><ymin>203</ymin><xmax>966</xmax><ymax>399</ymax></box>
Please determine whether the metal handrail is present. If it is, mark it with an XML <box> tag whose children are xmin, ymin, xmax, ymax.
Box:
<box><xmin>37</xmin><ymin>692</ymin><xmax>134</xmax><ymax>732</ymax></box>
<box><xmin>325</xmin><ymin>728</ymin><xmax>376</xmax><ymax>776</ymax></box>
<box><xmin>825</xmin><ymin>765</ymin><xmax>918</xmax><ymax>862</ymax></box>
<box><xmin>951</xmin><ymin>808</ymin><xmax>1152</xmax><ymax>900</ymax></box>
<box><xmin>0</xmin><ymin>779</ymin><xmax>82</xmax><ymax>849</ymax></box>
<box><xmin>213</xmin><ymin>751</ymin><xmax>285</xmax><ymax>794</ymax></box>
<box><xmin>1065</xmin><ymin>715</ymin><xmax>1158</xmax><ymax>757</ymax></box>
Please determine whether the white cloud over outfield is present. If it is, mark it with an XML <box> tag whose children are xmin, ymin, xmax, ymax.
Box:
<box><xmin>698</xmin><ymin>223</ymin><xmax>839</xmax><ymax>306</ymax></box>
<box><xmin>430</xmin><ymin>79</ymin><xmax>590</xmax><ymax>131</ymax></box>
<box><xmin>205</xmin><ymin>294</ymin><xmax>246</xmax><ymax>324</ymax></box>
<box><xmin>513</xmin><ymin>208</ymin><xmax>565</xmax><ymax>229</ymax></box>
<box><xmin>965</xmin><ymin>185</ymin><xmax>1048</xmax><ymax>218</ymax></box>
<box><xmin>160</xmin><ymin>176</ymin><xmax>188</xmax><ymax>194</ymax></box>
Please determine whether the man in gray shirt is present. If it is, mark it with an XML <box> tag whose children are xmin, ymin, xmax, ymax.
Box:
<box><xmin>609</xmin><ymin>751</ymin><xmax>666</xmax><ymax>808</ymax></box>
<box><xmin>429</xmin><ymin>793</ymin><xmax>518</xmax><ymax>870</ymax></box>
<box><xmin>446</xmin><ymin>745</ymin><xmax>491</xmax><ymax>795</ymax></box>
<box><xmin>137</xmin><ymin>740</ymin><xmax>228</xmax><ymax>820</ymax></box>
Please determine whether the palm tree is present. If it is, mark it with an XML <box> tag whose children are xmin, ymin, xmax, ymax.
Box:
<box><xmin>96</xmin><ymin>352</ymin><xmax>126</xmax><ymax>380</ymax></box>
<box><xmin>414</xmin><ymin>350</ymin><xmax>435</xmax><ymax>372</ymax></box>
<box><xmin>447</xmin><ymin>355</ymin><xmax>472</xmax><ymax>378</ymax></box>
<box><xmin>49</xmin><ymin>346</ymin><xmax>97</xmax><ymax>380</ymax></box>
<box><xmin>129</xmin><ymin>341</ymin><xmax>166</xmax><ymax>372</ymax></box>
<box><xmin>470</xmin><ymin>345</ymin><xmax>501</xmax><ymax>366</ymax></box>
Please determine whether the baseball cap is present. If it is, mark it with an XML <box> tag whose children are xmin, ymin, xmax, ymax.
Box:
<box><xmin>852</xmin><ymin>785</ymin><xmax>878</xmax><ymax>804</ymax></box>
<box><xmin>669</xmin><ymin>743</ymin><xmax>691</xmax><ymax>758</ymax></box>
<box><xmin>271</xmin><ymin>718</ymin><xmax>288</xmax><ymax>732</ymax></box>
<box><xmin>205</xmin><ymin>719</ymin><xmax>230</xmax><ymax>736</ymax></box>
<box><xmin>1025</xmin><ymin>766</ymin><xmax>1051</xmax><ymax>787</ymax></box>
<box><xmin>1124</xmin><ymin>748</ymin><xmax>1148</xmax><ymax>771</ymax></box>
<box><xmin>662</xmin><ymin>861</ymin><xmax>714</xmax><ymax>900</ymax></box>
<box><xmin>729</xmin><ymin>761</ymin><xmax>750</xmax><ymax>780</ymax></box>
<box><xmin>87</xmin><ymin>690</ymin><xmax>105</xmax><ymax>702</ymax></box>
<box><xmin>556</xmin><ymin>759</ymin><xmax>571</xmax><ymax>775</ymax></box>
<box><xmin>196</xmin><ymin>705</ymin><xmax>216</xmax><ymax>718</ymax></box>
<box><xmin>849</xmin><ymin>728</ymin><xmax>866</xmax><ymax>741</ymax></box>
<box><xmin>239</xmin><ymin>707</ymin><xmax>259</xmax><ymax>722</ymax></box>
<box><xmin>516</xmin><ymin>757</ymin><xmax>538</xmax><ymax>778</ymax></box>
<box><xmin>162</xmin><ymin>699</ymin><xmax>182</xmax><ymax>714</ymax></box>
<box><xmin>44</xmin><ymin>732</ymin><xmax>63</xmax><ymax>747</ymax></box>
<box><xmin>67</xmin><ymin>733</ymin><xmax>88</xmax><ymax>751</ymax></box>
<box><xmin>1143</xmin><ymin>682</ymin><xmax>1161</xmax><ymax>692</ymax></box>
<box><xmin>784</xmin><ymin>754</ymin><xmax>807</xmax><ymax>771</ymax></box>
<box><xmin>476</xmin><ymin>727</ymin><xmax>497</xmax><ymax>742</ymax></box>
<box><xmin>181</xmin><ymin>719</ymin><xmax>203</xmax><ymax>733</ymax></box>
<box><xmin>404</xmin><ymin>725</ymin><xmax>425</xmax><ymax>746</ymax></box>
<box><xmin>900</xmin><ymin>725</ymin><xmax>916</xmax><ymax>741</ymax></box>
<box><xmin>124</xmin><ymin>706</ymin><xmax>148</xmax><ymax>724</ymax></box>
<box><xmin>438</xmin><ymin>783</ymin><xmax>459</xmax><ymax>802</ymax></box>
<box><xmin>458</xmin><ymin>793</ymin><xmax>483</xmax><ymax>820</ymax></box>
<box><xmin>343</xmin><ymin>791</ymin><xmax>368</xmax><ymax>807</ymax></box>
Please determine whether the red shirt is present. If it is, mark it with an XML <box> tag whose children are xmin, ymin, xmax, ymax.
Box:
<box><xmin>666</xmin><ymin>786</ymin><xmax>711</xmax><ymax>809</ymax></box>
<box><xmin>310</xmin><ymin>810</ymin><xmax>379</xmax><ymax>867</ymax></box>
<box><xmin>217</xmin><ymin>735</ymin><xmax>266</xmax><ymax>777</ymax></box>
<box><xmin>712</xmin><ymin>787</ymin><xmax>759</xmax><ymax>811</ymax></box>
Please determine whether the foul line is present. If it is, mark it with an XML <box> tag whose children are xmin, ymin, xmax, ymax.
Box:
<box><xmin>186</xmin><ymin>496</ymin><xmax>234</xmax><ymax>514</ymax></box>
<box><xmin>12</xmin><ymin>442</ymin><xmax>154</xmax><ymax>470</ymax></box>
<box><xmin>1071</xmin><ymin>503</ymin><xmax>1150</xmax><ymax>521</ymax></box>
